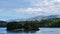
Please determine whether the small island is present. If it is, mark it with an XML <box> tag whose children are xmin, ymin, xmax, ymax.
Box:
<box><xmin>7</xmin><ymin>21</ymin><xmax>40</xmax><ymax>31</ymax></box>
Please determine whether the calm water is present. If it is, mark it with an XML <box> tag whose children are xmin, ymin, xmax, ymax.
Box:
<box><xmin>0</xmin><ymin>27</ymin><xmax>60</xmax><ymax>34</ymax></box>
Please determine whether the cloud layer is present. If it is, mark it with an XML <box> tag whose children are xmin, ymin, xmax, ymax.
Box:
<box><xmin>0</xmin><ymin>0</ymin><xmax>60</xmax><ymax>16</ymax></box>
<box><xmin>0</xmin><ymin>0</ymin><xmax>60</xmax><ymax>20</ymax></box>
<box><xmin>13</xmin><ymin>0</ymin><xmax>60</xmax><ymax>16</ymax></box>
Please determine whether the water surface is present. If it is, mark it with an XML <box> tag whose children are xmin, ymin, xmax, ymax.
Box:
<box><xmin>0</xmin><ymin>28</ymin><xmax>60</xmax><ymax>34</ymax></box>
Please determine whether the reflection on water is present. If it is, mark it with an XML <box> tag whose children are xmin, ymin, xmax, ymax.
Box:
<box><xmin>0</xmin><ymin>27</ymin><xmax>60</xmax><ymax>34</ymax></box>
<box><xmin>0</xmin><ymin>28</ymin><xmax>7</xmax><ymax>34</ymax></box>
<box><xmin>7</xmin><ymin>31</ymin><xmax>37</xmax><ymax>34</ymax></box>
<box><xmin>7</xmin><ymin>29</ymin><xmax>39</xmax><ymax>34</ymax></box>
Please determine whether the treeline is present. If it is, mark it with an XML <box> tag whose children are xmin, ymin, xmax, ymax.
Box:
<box><xmin>7</xmin><ymin>21</ymin><xmax>40</xmax><ymax>31</ymax></box>
<box><xmin>39</xmin><ymin>18</ymin><xmax>60</xmax><ymax>27</ymax></box>
<box><xmin>7</xmin><ymin>18</ymin><xmax>60</xmax><ymax>31</ymax></box>
<box><xmin>0</xmin><ymin>21</ymin><xmax>7</xmax><ymax>27</ymax></box>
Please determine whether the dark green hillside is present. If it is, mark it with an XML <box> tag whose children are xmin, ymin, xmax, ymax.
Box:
<box><xmin>7</xmin><ymin>18</ymin><xmax>60</xmax><ymax>31</ymax></box>
<box><xmin>7</xmin><ymin>21</ymin><xmax>39</xmax><ymax>31</ymax></box>
<box><xmin>39</xmin><ymin>18</ymin><xmax>60</xmax><ymax>27</ymax></box>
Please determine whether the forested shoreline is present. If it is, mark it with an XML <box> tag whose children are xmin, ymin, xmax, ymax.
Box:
<box><xmin>0</xmin><ymin>18</ymin><xmax>60</xmax><ymax>31</ymax></box>
<box><xmin>6</xmin><ymin>18</ymin><xmax>60</xmax><ymax>31</ymax></box>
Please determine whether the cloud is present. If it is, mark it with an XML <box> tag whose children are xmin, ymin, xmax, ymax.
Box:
<box><xmin>13</xmin><ymin>0</ymin><xmax>60</xmax><ymax>16</ymax></box>
<box><xmin>0</xmin><ymin>0</ymin><xmax>60</xmax><ymax>20</ymax></box>
<box><xmin>14</xmin><ymin>8</ymin><xmax>44</xmax><ymax>15</ymax></box>
<box><xmin>0</xmin><ymin>0</ymin><xmax>60</xmax><ymax>16</ymax></box>
<box><xmin>54</xmin><ymin>0</ymin><xmax>60</xmax><ymax>2</ymax></box>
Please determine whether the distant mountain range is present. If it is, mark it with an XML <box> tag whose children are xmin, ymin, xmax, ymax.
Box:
<box><xmin>7</xmin><ymin>15</ymin><xmax>60</xmax><ymax>21</ymax></box>
<box><xmin>27</xmin><ymin>15</ymin><xmax>60</xmax><ymax>20</ymax></box>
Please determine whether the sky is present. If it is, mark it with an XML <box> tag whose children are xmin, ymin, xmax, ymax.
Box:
<box><xmin>0</xmin><ymin>0</ymin><xmax>60</xmax><ymax>21</ymax></box>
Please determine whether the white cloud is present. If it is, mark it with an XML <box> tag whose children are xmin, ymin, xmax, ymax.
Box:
<box><xmin>14</xmin><ymin>8</ymin><xmax>44</xmax><ymax>15</ymax></box>
<box><xmin>30</xmin><ymin>0</ymin><xmax>60</xmax><ymax>15</ymax></box>
<box><xmin>0</xmin><ymin>0</ymin><xmax>59</xmax><ymax>16</ymax></box>
<box><xmin>14</xmin><ymin>0</ymin><xmax>60</xmax><ymax>16</ymax></box>
<box><xmin>54</xmin><ymin>0</ymin><xmax>60</xmax><ymax>2</ymax></box>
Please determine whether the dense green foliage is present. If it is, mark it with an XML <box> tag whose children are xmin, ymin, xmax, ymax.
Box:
<box><xmin>7</xmin><ymin>21</ymin><xmax>39</xmax><ymax>31</ymax></box>
<box><xmin>7</xmin><ymin>18</ymin><xmax>60</xmax><ymax>31</ymax></box>
<box><xmin>40</xmin><ymin>18</ymin><xmax>60</xmax><ymax>27</ymax></box>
